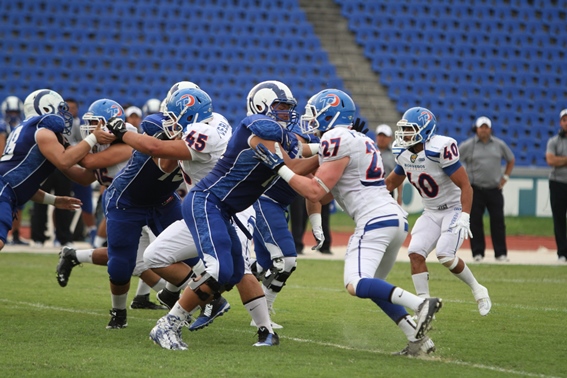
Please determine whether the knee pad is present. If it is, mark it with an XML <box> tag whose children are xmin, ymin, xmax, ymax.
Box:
<box><xmin>438</xmin><ymin>256</ymin><xmax>458</xmax><ymax>270</ymax></box>
<box><xmin>262</xmin><ymin>257</ymin><xmax>297</xmax><ymax>293</ymax></box>
<box><xmin>188</xmin><ymin>272</ymin><xmax>222</xmax><ymax>301</ymax></box>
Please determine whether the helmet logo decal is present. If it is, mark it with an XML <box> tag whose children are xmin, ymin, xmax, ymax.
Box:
<box><xmin>109</xmin><ymin>104</ymin><xmax>123</xmax><ymax>118</ymax></box>
<box><xmin>320</xmin><ymin>94</ymin><xmax>341</xmax><ymax>107</ymax></box>
<box><xmin>419</xmin><ymin>110</ymin><xmax>433</xmax><ymax>123</ymax></box>
<box><xmin>178</xmin><ymin>94</ymin><xmax>196</xmax><ymax>108</ymax></box>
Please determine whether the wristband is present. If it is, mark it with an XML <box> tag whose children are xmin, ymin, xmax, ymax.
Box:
<box><xmin>277</xmin><ymin>165</ymin><xmax>296</xmax><ymax>183</ymax></box>
<box><xmin>503</xmin><ymin>174</ymin><xmax>509</xmax><ymax>181</ymax></box>
<box><xmin>308</xmin><ymin>143</ymin><xmax>320</xmax><ymax>156</ymax></box>
<box><xmin>84</xmin><ymin>133</ymin><xmax>97</xmax><ymax>149</ymax></box>
<box><xmin>43</xmin><ymin>193</ymin><xmax>56</xmax><ymax>205</ymax></box>
<box><xmin>309</xmin><ymin>213</ymin><xmax>322</xmax><ymax>229</ymax></box>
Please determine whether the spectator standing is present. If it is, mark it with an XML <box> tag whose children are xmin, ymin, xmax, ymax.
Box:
<box><xmin>125</xmin><ymin>106</ymin><xmax>142</xmax><ymax>130</ymax></box>
<box><xmin>459</xmin><ymin>116</ymin><xmax>515</xmax><ymax>262</ymax></box>
<box><xmin>545</xmin><ymin>109</ymin><xmax>567</xmax><ymax>263</ymax></box>
<box><xmin>375</xmin><ymin>124</ymin><xmax>402</xmax><ymax>204</ymax></box>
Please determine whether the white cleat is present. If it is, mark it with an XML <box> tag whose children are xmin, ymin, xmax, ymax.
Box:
<box><xmin>250</xmin><ymin>319</ymin><xmax>283</xmax><ymax>329</ymax></box>
<box><xmin>473</xmin><ymin>285</ymin><xmax>492</xmax><ymax>316</ymax></box>
<box><xmin>392</xmin><ymin>336</ymin><xmax>436</xmax><ymax>357</ymax></box>
<box><xmin>149</xmin><ymin>314</ymin><xmax>188</xmax><ymax>350</ymax></box>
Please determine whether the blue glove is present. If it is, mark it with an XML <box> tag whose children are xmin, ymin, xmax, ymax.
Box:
<box><xmin>282</xmin><ymin>132</ymin><xmax>301</xmax><ymax>159</ymax></box>
<box><xmin>255</xmin><ymin>143</ymin><xmax>285</xmax><ymax>172</ymax></box>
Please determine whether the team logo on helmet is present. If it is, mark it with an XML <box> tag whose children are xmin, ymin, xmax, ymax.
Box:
<box><xmin>320</xmin><ymin>94</ymin><xmax>341</xmax><ymax>108</ymax></box>
<box><xmin>109</xmin><ymin>104</ymin><xmax>123</xmax><ymax>118</ymax></box>
<box><xmin>419</xmin><ymin>110</ymin><xmax>434</xmax><ymax>124</ymax></box>
<box><xmin>177</xmin><ymin>94</ymin><xmax>195</xmax><ymax>108</ymax></box>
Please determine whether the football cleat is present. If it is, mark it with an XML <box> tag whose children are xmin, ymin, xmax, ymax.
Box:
<box><xmin>156</xmin><ymin>288</ymin><xmax>180</xmax><ymax>310</ymax></box>
<box><xmin>56</xmin><ymin>246</ymin><xmax>80</xmax><ymax>287</ymax></box>
<box><xmin>188</xmin><ymin>296</ymin><xmax>231</xmax><ymax>331</ymax></box>
<box><xmin>414</xmin><ymin>298</ymin><xmax>442</xmax><ymax>339</ymax></box>
<box><xmin>473</xmin><ymin>285</ymin><xmax>492</xmax><ymax>316</ymax></box>
<box><xmin>392</xmin><ymin>337</ymin><xmax>435</xmax><ymax>357</ymax></box>
<box><xmin>106</xmin><ymin>308</ymin><xmax>128</xmax><ymax>329</ymax></box>
<box><xmin>130</xmin><ymin>294</ymin><xmax>168</xmax><ymax>310</ymax></box>
<box><xmin>149</xmin><ymin>314</ymin><xmax>188</xmax><ymax>350</ymax></box>
<box><xmin>253</xmin><ymin>326</ymin><xmax>280</xmax><ymax>347</ymax></box>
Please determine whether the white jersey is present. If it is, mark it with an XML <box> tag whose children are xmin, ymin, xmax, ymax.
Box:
<box><xmin>395</xmin><ymin>134</ymin><xmax>462</xmax><ymax>211</ymax></box>
<box><xmin>318</xmin><ymin>127</ymin><xmax>399</xmax><ymax>222</ymax></box>
<box><xmin>91</xmin><ymin>122</ymin><xmax>138</xmax><ymax>187</ymax></box>
<box><xmin>179</xmin><ymin>112</ymin><xmax>232</xmax><ymax>189</ymax></box>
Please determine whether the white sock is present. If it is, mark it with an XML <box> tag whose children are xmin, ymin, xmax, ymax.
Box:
<box><xmin>135</xmin><ymin>279</ymin><xmax>151</xmax><ymax>296</ymax></box>
<box><xmin>390</xmin><ymin>287</ymin><xmax>425</xmax><ymax>312</ymax></box>
<box><xmin>398</xmin><ymin>314</ymin><xmax>418</xmax><ymax>342</ymax></box>
<box><xmin>453</xmin><ymin>264</ymin><xmax>481</xmax><ymax>291</ymax></box>
<box><xmin>75</xmin><ymin>249</ymin><xmax>94</xmax><ymax>264</ymax></box>
<box><xmin>93</xmin><ymin>236</ymin><xmax>106</xmax><ymax>248</ymax></box>
<box><xmin>111</xmin><ymin>293</ymin><xmax>128</xmax><ymax>310</ymax></box>
<box><xmin>262</xmin><ymin>284</ymin><xmax>278</xmax><ymax>312</ymax></box>
<box><xmin>411</xmin><ymin>272</ymin><xmax>430</xmax><ymax>298</ymax></box>
<box><xmin>244</xmin><ymin>296</ymin><xmax>273</xmax><ymax>333</ymax></box>
<box><xmin>165</xmin><ymin>282</ymin><xmax>182</xmax><ymax>292</ymax></box>
<box><xmin>151</xmin><ymin>278</ymin><xmax>166</xmax><ymax>292</ymax></box>
<box><xmin>170</xmin><ymin>302</ymin><xmax>192</xmax><ymax>321</ymax></box>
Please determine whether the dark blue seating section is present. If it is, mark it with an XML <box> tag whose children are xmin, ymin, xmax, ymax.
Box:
<box><xmin>0</xmin><ymin>0</ymin><xmax>342</xmax><ymax>128</ymax></box>
<box><xmin>335</xmin><ymin>0</ymin><xmax>567</xmax><ymax>167</ymax></box>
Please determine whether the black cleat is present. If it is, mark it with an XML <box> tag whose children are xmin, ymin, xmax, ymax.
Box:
<box><xmin>156</xmin><ymin>288</ymin><xmax>180</xmax><ymax>310</ymax></box>
<box><xmin>130</xmin><ymin>294</ymin><xmax>167</xmax><ymax>310</ymax></box>
<box><xmin>415</xmin><ymin>298</ymin><xmax>443</xmax><ymax>339</ymax></box>
<box><xmin>253</xmin><ymin>326</ymin><xmax>280</xmax><ymax>346</ymax></box>
<box><xmin>106</xmin><ymin>308</ymin><xmax>128</xmax><ymax>329</ymax></box>
<box><xmin>56</xmin><ymin>246</ymin><xmax>80</xmax><ymax>287</ymax></box>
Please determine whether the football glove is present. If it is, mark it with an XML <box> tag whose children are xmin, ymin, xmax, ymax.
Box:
<box><xmin>449</xmin><ymin>212</ymin><xmax>473</xmax><ymax>239</ymax></box>
<box><xmin>106</xmin><ymin>117</ymin><xmax>128</xmax><ymax>142</ymax></box>
<box><xmin>351</xmin><ymin>117</ymin><xmax>369</xmax><ymax>134</ymax></box>
<box><xmin>309</xmin><ymin>213</ymin><xmax>325</xmax><ymax>250</ymax></box>
<box><xmin>254</xmin><ymin>143</ymin><xmax>285</xmax><ymax>172</ymax></box>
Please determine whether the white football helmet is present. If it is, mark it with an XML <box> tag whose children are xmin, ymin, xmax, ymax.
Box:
<box><xmin>1</xmin><ymin>95</ymin><xmax>24</xmax><ymax>127</ymax></box>
<box><xmin>160</xmin><ymin>81</ymin><xmax>200</xmax><ymax>113</ymax></box>
<box><xmin>142</xmin><ymin>98</ymin><xmax>162</xmax><ymax>116</ymax></box>
<box><xmin>23</xmin><ymin>89</ymin><xmax>73</xmax><ymax>134</ymax></box>
<box><xmin>246</xmin><ymin>80</ymin><xmax>297</xmax><ymax>127</ymax></box>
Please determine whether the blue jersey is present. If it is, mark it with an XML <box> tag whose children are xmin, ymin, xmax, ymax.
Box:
<box><xmin>0</xmin><ymin>119</ymin><xmax>9</xmax><ymax>136</ymax></box>
<box><xmin>261</xmin><ymin>123</ymin><xmax>320</xmax><ymax>206</ymax></box>
<box><xmin>194</xmin><ymin>115</ymin><xmax>295</xmax><ymax>214</ymax></box>
<box><xmin>107</xmin><ymin>149</ymin><xmax>183</xmax><ymax>208</ymax></box>
<box><xmin>0</xmin><ymin>114</ymin><xmax>67</xmax><ymax>206</ymax></box>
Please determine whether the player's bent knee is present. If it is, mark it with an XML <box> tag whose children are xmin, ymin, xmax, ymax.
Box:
<box><xmin>188</xmin><ymin>272</ymin><xmax>222</xmax><ymax>301</ymax></box>
<box><xmin>438</xmin><ymin>256</ymin><xmax>458</xmax><ymax>270</ymax></box>
<box><xmin>261</xmin><ymin>257</ymin><xmax>296</xmax><ymax>292</ymax></box>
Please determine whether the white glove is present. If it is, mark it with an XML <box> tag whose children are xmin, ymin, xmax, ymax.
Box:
<box><xmin>449</xmin><ymin>212</ymin><xmax>473</xmax><ymax>239</ymax></box>
<box><xmin>309</xmin><ymin>213</ymin><xmax>325</xmax><ymax>250</ymax></box>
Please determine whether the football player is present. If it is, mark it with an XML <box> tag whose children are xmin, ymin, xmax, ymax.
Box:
<box><xmin>254</xmin><ymin>89</ymin><xmax>442</xmax><ymax>356</ymax></box>
<box><xmin>55</xmin><ymin>98</ymin><xmax>167</xmax><ymax>310</ymax></box>
<box><xmin>385</xmin><ymin>107</ymin><xmax>491</xmax><ymax>317</ymax></box>
<box><xmin>146</xmin><ymin>80</ymin><xmax>317</xmax><ymax>350</ymax></box>
<box><xmin>0</xmin><ymin>89</ymin><xmax>113</xmax><ymax>252</ymax></box>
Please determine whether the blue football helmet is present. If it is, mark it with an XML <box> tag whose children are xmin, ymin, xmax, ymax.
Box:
<box><xmin>23</xmin><ymin>89</ymin><xmax>73</xmax><ymax>134</ymax></box>
<box><xmin>163</xmin><ymin>87</ymin><xmax>213</xmax><ymax>139</ymax></box>
<box><xmin>160</xmin><ymin>81</ymin><xmax>200</xmax><ymax>113</ymax></box>
<box><xmin>81</xmin><ymin>99</ymin><xmax>125</xmax><ymax>139</ymax></box>
<box><xmin>300</xmin><ymin>89</ymin><xmax>356</xmax><ymax>134</ymax></box>
<box><xmin>246</xmin><ymin>80</ymin><xmax>298</xmax><ymax>127</ymax></box>
<box><xmin>395</xmin><ymin>107</ymin><xmax>437</xmax><ymax>148</ymax></box>
<box><xmin>1</xmin><ymin>96</ymin><xmax>24</xmax><ymax>127</ymax></box>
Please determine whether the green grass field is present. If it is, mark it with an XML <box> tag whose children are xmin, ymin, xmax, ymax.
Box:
<box><xmin>1</xmin><ymin>253</ymin><xmax>564</xmax><ymax>377</ymax></box>
<box><xmin>330</xmin><ymin>211</ymin><xmax>555</xmax><ymax>237</ymax></box>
